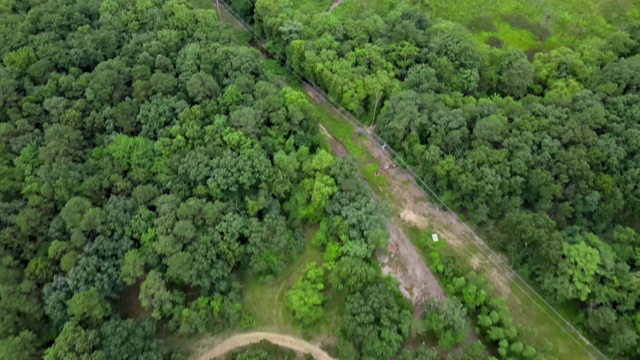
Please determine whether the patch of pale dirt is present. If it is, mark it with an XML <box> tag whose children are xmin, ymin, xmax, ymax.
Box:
<box><xmin>378</xmin><ymin>221</ymin><xmax>445</xmax><ymax>305</ymax></box>
<box><xmin>327</xmin><ymin>0</ymin><xmax>345</xmax><ymax>12</ymax></box>
<box><xmin>360</xmin><ymin>138</ymin><xmax>514</xmax><ymax>296</ymax></box>
<box><xmin>318</xmin><ymin>124</ymin><xmax>347</xmax><ymax>157</ymax></box>
<box><xmin>195</xmin><ymin>332</ymin><xmax>334</xmax><ymax>360</ymax></box>
<box><xmin>305</xmin><ymin>82</ymin><xmax>511</xmax><ymax>299</ymax></box>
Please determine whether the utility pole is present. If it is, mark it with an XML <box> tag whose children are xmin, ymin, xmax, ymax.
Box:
<box><xmin>214</xmin><ymin>0</ymin><xmax>221</xmax><ymax>20</ymax></box>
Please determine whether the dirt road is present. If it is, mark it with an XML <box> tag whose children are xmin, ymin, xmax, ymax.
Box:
<box><xmin>196</xmin><ymin>332</ymin><xmax>335</xmax><ymax>360</ymax></box>
<box><xmin>315</xmin><ymin>104</ymin><xmax>445</xmax><ymax>305</ymax></box>
<box><xmin>327</xmin><ymin>0</ymin><xmax>345</xmax><ymax>12</ymax></box>
<box><xmin>379</xmin><ymin>221</ymin><xmax>445</xmax><ymax>304</ymax></box>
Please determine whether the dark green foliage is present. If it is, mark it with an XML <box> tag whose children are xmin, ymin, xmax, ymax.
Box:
<box><xmin>0</xmin><ymin>0</ymin><xmax>381</xmax><ymax>357</ymax></box>
<box><xmin>244</xmin><ymin>0</ymin><xmax>640</xmax><ymax>356</ymax></box>
<box><xmin>98</xmin><ymin>318</ymin><xmax>162</xmax><ymax>360</ymax></box>
<box><xmin>339</xmin><ymin>279</ymin><xmax>412</xmax><ymax>359</ymax></box>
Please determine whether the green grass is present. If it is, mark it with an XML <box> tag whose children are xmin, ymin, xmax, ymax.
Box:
<box><xmin>290</xmin><ymin>0</ymin><xmax>640</xmax><ymax>50</ymax></box>
<box><xmin>190</xmin><ymin>0</ymin><xmax>212</xmax><ymax>9</ymax></box>
<box><xmin>242</xmin><ymin>227</ymin><xmax>340</xmax><ymax>338</ymax></box>
<box><xmin>331</xmin><ymin>0</ymin><xmax>390</xmax><ymax>18</ymax></box>
<box><xmin>311</xmin><ymin>106</ymin><xmax>393</xmax><ymax>199</ymax></box>
<box><xmin>428</xmin><ymin>0</ymin><xmax>639</xmax><ymax>50</ymax></box>
<box><xmin>293</xmin><ymin>0</ymin><xmax>333</xmax><ymax>15</ymax></box>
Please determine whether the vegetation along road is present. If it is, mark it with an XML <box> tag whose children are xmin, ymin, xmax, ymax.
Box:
<box><xmin>195</xmin><ymin>332</ymin><xmax>335</xmax><ymax>360</ymax></box>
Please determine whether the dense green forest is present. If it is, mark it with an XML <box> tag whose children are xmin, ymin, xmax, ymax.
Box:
<box><xmin>228</xmin><ymin>0</ymin><xmax>640</xmax><ymax>358</ymax></box>
<box><xmin>0</xmin><ymin>0</ymin><xmax>412</xmax><ymax>359</ymax></box>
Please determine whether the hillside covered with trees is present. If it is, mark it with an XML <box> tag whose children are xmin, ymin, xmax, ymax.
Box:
<box><xmin>229</xmin><ymin>0</ymin><xmax>640</xmax><ymax>358</ymax></box>
<box><xmin>0</xmin><ymin>0</ymin><xmax>410</xmax><ymax>359</ymax></box>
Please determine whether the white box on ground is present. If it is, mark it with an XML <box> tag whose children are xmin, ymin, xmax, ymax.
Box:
<box><xmin>432</xmin><ymin>233</ymin><xmax>439</xmax><ymax>242</ymax></box>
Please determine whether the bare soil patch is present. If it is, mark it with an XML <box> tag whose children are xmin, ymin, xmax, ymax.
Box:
<box><xmin>327</xmin><ymin>0</ymin><xmax>345</xmax><ymax>12</ymax></box>
<box><xmin>359</xmin><ymin>135</ymin><xmax>514</xmax><ymax>296</ymax></box>
<box><xmin>318</xmin><ymin>124</ymin><xmax>347</xmax><ymax>157</ymax></box>
<box><xmin>117</xmin><ymin>280</ymin><xmax>148</xmax><ymax>319</ymax></box>
<box><xmin>379</xmin><ymin>221</ymin><xmax>445</xmax><ymax>305</ymax></box>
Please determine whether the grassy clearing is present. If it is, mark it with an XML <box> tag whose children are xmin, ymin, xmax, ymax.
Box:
<box><xmin>293</xmin><ymin>0</ymin><xmax>639</xmax><ymax>50</ymax></box>
<box><xmin>190</xmin><ymin>0</ymin><xmax>212</xmax><ymax>9</ymax></box>
<box><xmin>429</xmin><ymin>0</ymin><xmax>639</xmax><ymax>50</ymax></box>
<box><xmin>330</xmin><ymin>0</ymin><xmax>392</xmax><ymax>18</ymax></box>
<box><xmin>293</xmin><ymin>0</ymin><xmax>333</xmax><ymax>15</ymax></box>
<box><xmin>309</xmin><ymin>105</ymin><xmax>392</xmax><ymax>199</ymax></box>
<box><xmin>242</xmin><ymin>226</ymin><xmax>341</xmax><ymax>338</ymax></box>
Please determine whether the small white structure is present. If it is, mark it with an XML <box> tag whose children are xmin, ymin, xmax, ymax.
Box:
<box><xmin>432</xmin><ymin>233</ymin><xmax>439</xmax><ymax>242</ymax></box>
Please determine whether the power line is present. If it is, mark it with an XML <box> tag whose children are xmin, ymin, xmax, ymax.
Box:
<box><xmin>209</xmin><ymin>2</ymin><xmax>608</xmax><ymax>359</ymax></box>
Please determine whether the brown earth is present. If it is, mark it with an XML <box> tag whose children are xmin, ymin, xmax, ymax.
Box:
<box><xmin>378</xmin><ymin>221</ymin><xmax>445</xmax><ymax>304</ymax></box>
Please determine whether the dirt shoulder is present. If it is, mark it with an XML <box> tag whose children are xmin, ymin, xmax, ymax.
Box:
<box><xmin>317</xmin><ymin>118</ymin><xmax>445</xmax><ymax>305</ymax></box>
<box><xmin>319</xmin><ymin>124</ymin><xmax>348</xmax><ymax>157</ymax></box>
<box><xmin>195</xmin><ymin>332</ymin><xmax>335</xmax><ymax>360</ymax></box>
<box><xmin>378</xmin><ymin>220</ymin><xmax>445</xmax><ymax>304</ymax></box>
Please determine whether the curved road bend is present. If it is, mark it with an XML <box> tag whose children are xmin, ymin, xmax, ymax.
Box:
<box><xmin>196</xmin><ymin>332</ymin><xmax>335</xmax><ymax>360</ymax></box>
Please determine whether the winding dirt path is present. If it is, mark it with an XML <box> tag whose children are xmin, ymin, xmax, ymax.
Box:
<box><xmin>196</xmin><ymin>332</ymin><xmax>335</xmax><ymax>360</ymax></box>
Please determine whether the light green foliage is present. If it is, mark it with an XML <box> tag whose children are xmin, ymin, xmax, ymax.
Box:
<box><xmin>545</xmin><ymin>240</ymin><xmax>602</xmax><ymax>302</ymax></box>
<box><xmin>120</xmin><ymin>250</ymin><xmax>145</xmax><ymax>286</ymax></box>
<box><xmin>139</xmin><ymin>271</ymin><xmax>173</xmax><ymax>320</ymax></box>
<box><xmin>286</xmin><ymin>262</ymin><xmax>325</xmax><ymax>326</ymax></box>
<box><xmin>0</xmin><ymin>331</ymin><xmax>38</xmax><ymax>359</ymax></box>
<box><xmin>3</xmin><ymin>46</ymin><xmax>36</xmax><ymax>70</ymax></box>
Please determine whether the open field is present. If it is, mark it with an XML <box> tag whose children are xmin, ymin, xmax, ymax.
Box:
<box><xmin>427</xmin><ymin>0</ymin><xmax>640</xmax><ymax>50</ymax></box>
<box><xmin>294</xmin><ymin>0</ymin><xmax>640</xmax><ymax>50</ymax></box>
<box><xmin>241</xmin><ymin>227</ymin><xmax>342</xmax><ymax>339</ymax></box>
